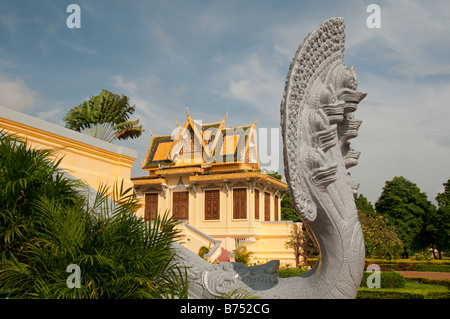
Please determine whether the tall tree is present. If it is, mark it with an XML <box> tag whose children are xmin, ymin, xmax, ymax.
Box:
<box><xmin>64</xmin><ymin>89</ymin><xmax>143</xmax><ymax>142</ymax></box>
<box><xmin>355</xmin><ymin>194</ymin><xmax>376</xmax><ymax>216</ymax></box>
<box><xmin>375</xmin><ymin>176</ymin><xmax>436</xmax><ymax>258</ymax></box>
<box><xmin>432</xmin><ymin>178</ymin><xmax>450</xmax><ymax>258</ymax></box>
<box><xmin>285</xmin><ymin>223</ymin><xmax>303</xmax><ymax>267</ymax></box>
<box><xmin>355</xmin><ymin>194</ymin><xmax>403</xmax><ymax>259</ymax></box>
<box><xmin>263</xmin><ymin>170</ymin><xmax>301</xmax><ymax>222</ymax></box>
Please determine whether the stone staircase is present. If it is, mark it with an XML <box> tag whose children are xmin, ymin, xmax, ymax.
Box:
<box><xmin>216</xmin><ymin>247</ymin><xmax>232</xmax><ymax>263</ymax></box>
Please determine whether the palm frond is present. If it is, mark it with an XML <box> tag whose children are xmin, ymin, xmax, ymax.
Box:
<box><xmin>113</xmin><ymin>120</ymin><xmax>143</xmax><ymax>141</ymax></box>
<box><xmin>78</xmin><ymin>123</ymin><xmax>118</xmax><ymax>142</ymax></box>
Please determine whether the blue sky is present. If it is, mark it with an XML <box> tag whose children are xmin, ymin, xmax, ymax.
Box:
<box><xmin>1</xmin><ymin>0</ymin><xmax>449</xmax><ymax>205</ymax></box>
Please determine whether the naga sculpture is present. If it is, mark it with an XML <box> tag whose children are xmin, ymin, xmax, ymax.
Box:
<box><xmin>175</xmin><ymin>17</ymin><xmax>366</xmax><ymax>299</ymax></box>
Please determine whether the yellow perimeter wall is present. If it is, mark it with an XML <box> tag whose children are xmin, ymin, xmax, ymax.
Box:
<box><xmin>0</xmin><ymin>106</ymin><xmax>137</xmax><ymax>193</ymax></box>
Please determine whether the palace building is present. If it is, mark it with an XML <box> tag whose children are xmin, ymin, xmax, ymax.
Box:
<box><xmin>132</xmin><ymin>108</ymin><xmax>301</xmax><ymax>265</ymax></box>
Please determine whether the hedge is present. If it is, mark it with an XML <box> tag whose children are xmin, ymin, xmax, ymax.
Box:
<box><xmin>278</xmin><ymin>267</ymin><xmax>308</xmax><ymax>278</ymax></box>
<box><xmin>357</xmin><ymin>276</ymin><xmax>450</xmax><ymax>299</ymax></box>
<box><xmin>306</xmin><ymin>258</ymin><xmax>450</xmax><ymax>272</ymax></box>
<box><xmin>360</xmin><ymin>271</ymin><xmax>406</xmax><ymax>289</ymax></box>
<box><xmin>357</xmin><ymin>287</ymin><xmax>450</xmax><ymax>299</ymax></box>
<box><xmin>365</xmin><ymin>258</ymin><xmax>450</xmax><ymax>272</ymax></box>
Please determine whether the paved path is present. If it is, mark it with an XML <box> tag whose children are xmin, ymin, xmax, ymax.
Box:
<box><xmin>395</xmin><ymin>271</ymin><xmax>450</xmax><ymax>280</ymax></box>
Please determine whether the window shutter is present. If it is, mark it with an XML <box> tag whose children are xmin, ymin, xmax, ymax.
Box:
<box><xmin>145</xmin><ymin>193</ymin><xmax>158</xmax><ymax>221</ymax></box>
<box><xmin>205</xmin><ymin>190</ymin><xmax>220</xmax><ymax>220</ymax></box>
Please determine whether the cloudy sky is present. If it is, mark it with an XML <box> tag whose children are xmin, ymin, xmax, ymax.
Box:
<box><xmin>1</xmin><ymin>0</ymin><xmax>449</xmax><ymax>205</ymax></box>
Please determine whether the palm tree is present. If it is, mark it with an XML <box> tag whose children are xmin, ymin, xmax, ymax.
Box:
<box><xmin>0</xmin><ymin>131</ymin><xmax>82</xmax><ymax>261</ymax></box>
<box><xmin>63</xmin><ymin>89</ymin><xmax>143</xmax><ymax>142</ymax></box>
<box><xmin>0</xmin><ymin>132</ymin><xmax>187</xmax><ymax>298</ymax></box>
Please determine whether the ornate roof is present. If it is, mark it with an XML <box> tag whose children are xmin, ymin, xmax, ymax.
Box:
<box><xmin>142</xmin><ymin>107</ymin><xmax>259</xmax><ymax>171</ymax></box>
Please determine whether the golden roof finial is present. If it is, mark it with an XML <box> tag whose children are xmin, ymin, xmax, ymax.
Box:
<box><xmin>186</xmin><ymin>104</ymin><xmax>191</xmax><ymax>119</ymax></box>
<box><xmin>252</xmin><ymin>113</ymin><xmax>259</xmax><ymax>126</ymax></box>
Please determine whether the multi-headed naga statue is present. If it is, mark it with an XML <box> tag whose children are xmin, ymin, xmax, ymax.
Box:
<box><xmin>174</xmin><ymin>17</ymin><xmax>367</xmax><ymax>299</ymax></box>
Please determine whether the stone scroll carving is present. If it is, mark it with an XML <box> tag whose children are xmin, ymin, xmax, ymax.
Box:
<box><xmin>176</xmin><ymin>17</ymin><xmax>366</xmax><ymax>299</ymax></box>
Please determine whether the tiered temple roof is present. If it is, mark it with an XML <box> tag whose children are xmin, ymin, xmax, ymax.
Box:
<box><xmin>142</xmin><ymin>107</ymin><xmax>259</xmax><ymax>172</ymax></box>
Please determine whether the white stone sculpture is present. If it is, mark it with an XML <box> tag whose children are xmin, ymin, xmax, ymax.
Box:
<box><xmin>176</xmin><ymin>17</ymin><xmax>366</xmax><ymax>299</ymax></box>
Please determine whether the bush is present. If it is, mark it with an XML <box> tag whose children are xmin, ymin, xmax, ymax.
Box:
<box><xmin>198</xmin><ymin>246</ymin><xmax>210</xmax><ymax>258</ymax></box>
<box><xmin>233</xmin><ymin>246</ymin><xmax>253</xmax><ymax>266</ymax></box>
<box><xmin>278</xmin><ymin>267</ymin><xmax>308</xmax><ymax>278</ymax></box>
<box><xmin>365</xmin><ymin>258</ymin><xmax>450</xmax><ymax>272</ymax></box>
<box><xmin>357</xmin><ymin>280</ymin><xmax>450</xmax><ymax>299</ymax></box>
<box><xmin>357</xmin><ymin>290</ymin><xmax>425</xmax><ymax>299</ymax></box>
<box><xmin>360</xmin><ymin>271</ymin><xmax>406</xmax><ymax>289</ymax></box>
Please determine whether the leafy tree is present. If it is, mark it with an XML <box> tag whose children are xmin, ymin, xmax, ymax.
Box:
<box><xmin>301</xmin><ymin>223</ymin><xmax>320</xmax><ymax>259</ymax></box>
<box><xmin>64</xmin><ymin>89</ymin><xmax>143</xmax><ymax>142</ymax></box>
<box><xmin>0</xmin><ymin>132</ymin><xmax>187</xmax><ymax>298</ymax></box>
<box><xmin>355</xmin><ymin>194</ymin><xmax>376</xmax><ymax>216</ymax></box>
<box><xmin>233</xmin><ymin>246</ymin><xmax>253</xmax><ymax>266</ymax></box>
<box><xmin>262</xmin><ymin>170</ymin><xmax>301</xmax><ymax>222</ymax></box>
<box><xmin>285</xmin><ymin>221</ymin><xmax>320</xmax><ymax>266</ymax></box>
<box><xmin>375</xmin><ymin>176</ymin><xmax>437</xmax><ymax>258</ymax></box>
<box><xmin>262</xmin><ymin>169</ymin><xmax>282</xmax><ymax>181</ymax></box>
<box><xmin>431</xmin><ymin>178</ymin><xmax>450</xmax><ymax>258</ymax></box>
<box><xmin>285</xmin><ymin>223</ymin><xmax>302</xmax><ymax>267</ymax></box>
<box><xmin>281</xmin><ymin>192</ymin><xmax>302</xmax><ymax>223</ymax></box>
<box><xmin>355</xmin><ymin>194</ymin><xmax>403</xmax><ymax>259</ymax></box>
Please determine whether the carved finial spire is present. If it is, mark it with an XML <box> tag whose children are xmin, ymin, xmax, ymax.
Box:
<box><xmin>186</xmin><ymin>104</ymin><xmax>191</xmax><ymax>119</ymax></box>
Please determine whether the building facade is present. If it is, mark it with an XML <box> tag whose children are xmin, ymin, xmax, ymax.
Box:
<box><xmin>132</xmin><ymin>108</ymin><xmax>301</xmax><ymax>265</ymax></box>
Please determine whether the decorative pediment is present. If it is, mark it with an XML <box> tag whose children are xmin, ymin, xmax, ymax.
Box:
<box><xmin>201</xmin><ymin>184</ymin><xmax>224</xmax><ymax>191</ymax></box>
<box><xmin>142</xmin><ymin>108</ymin><xmax>259</xmax><ymax>170</ymax></box>
<box><xmin>171</xmin><ymin>176</ymin><xmax>189</xmax><ymax>191</ymax></box>
<box><xmin>231</xmin><ymin>182</ymin><xmax>249</xmax><ymax>189</ymax></box>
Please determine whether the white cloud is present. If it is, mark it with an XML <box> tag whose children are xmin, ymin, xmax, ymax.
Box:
<box><xmin>347</xmin><ymin>0</ymin><xmax>450</xmax><ymax>78</ymax></box>
<box><xmin>36</xmin><ymin>102</ymin><xmax>66</xmax><ymax>126</ymax></box>
<box><xmin>222</xmin><ymin>53</ymin><xmax>284</xmax><ymax>118</ymax></box>
<box><xmin>112</xmin><ymin>75</ymin><xmax>138</xmax><ymax>95</ymax></box>
<box><xmin>0</xmin><ymin>77</ymin><xmax>37</xmax><ymax>112</ymax></box>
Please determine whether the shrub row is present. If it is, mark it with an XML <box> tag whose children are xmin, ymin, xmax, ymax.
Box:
<box><xmin>365</xmin><ymin>258</ymin><xmax>450</xmax><ymax>265</ymax></box>
<box><xmin>360</xmin><ymin>271</ymin><xmax>406</xmax><ymax>289</ymax></box>
<box><xmin>358</xmin><ymin>274</ymin><xmax>450</xmax><ymax>299</ymax></box>
<box><xmin>278</xmin><ymin>267</ymin><xmax>308</xmax><ymax>278</ymax></box>
<box><xmin>366</xmin><ymin>262</ymin><xmax>450</xmax><ymax>273</ymax></box>
<box><xmin>356</xmin><ymin>289</ymin><xmax>450</xmax><ymax>299</ymax></box>
<box><xmin>278</xmin><ymin>267</ymin><xmax>408</xmax><ymax>289</ymax></box>
<box><xmin>306</xmin><ymin>258</ymin><xmax>450</xmax><ymax>272</ymax></box>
